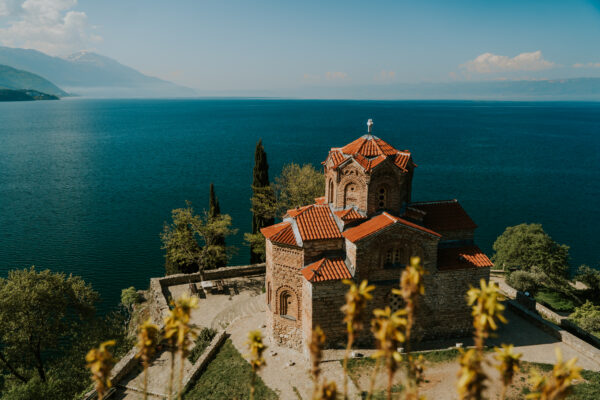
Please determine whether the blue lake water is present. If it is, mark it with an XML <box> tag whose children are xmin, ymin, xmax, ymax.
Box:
<box><xmin>0</xmin><ymin>99</ymin><xmax>599</xmax><ymax>311</ymax></box>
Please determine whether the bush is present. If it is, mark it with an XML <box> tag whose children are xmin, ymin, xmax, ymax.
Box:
<box><xmin>121</xmin><ymin>286</ymin><xmax>143</xmax><ymax>309</ymax></box>
<box><xmin>569</xmin><ymin>301</ymin><xmax>600</xmax><ymax>337</ymax></box>
<box><xmin>575</xmin><ymin>265</ymin><xmax>600</xmax><ymax>292</ymax></box>
<box><xmin>506</xmin><ymin>270</ymin><xmax>541</xmax><ymax>293</ymax></box>
<box><xmin>535</xmin><ymin>289</ymin><xmax>578</xmax><ymax>313</ymax></box>
<box><xmin>188</xmin><ymin>328</ymin><xmax>218</xmax><ymax>363</ymax></box>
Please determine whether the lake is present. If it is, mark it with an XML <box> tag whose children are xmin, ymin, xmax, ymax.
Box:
<box><xmin>1</xmin><ymin>99</ymin><xmax>598</xmax><ymax>311</ymax></box>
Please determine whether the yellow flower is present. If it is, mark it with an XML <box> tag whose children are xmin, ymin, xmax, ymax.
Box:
<box><xmin>456</xmin><ymin>348</ymin><xmax>486</xmax><ymax>400</ymax></box>
<box><xmin>467</xmin><ymin>279</ymin><xmax>507</xmax><ymax>339</ymax></box>
<box><xmin>86</xmin><ymin>340</ymin><xmax>116</xmax><ymax>400</ymax></box>
<box><xmin>136</xmin><ymin>319</ymin><xmax>160</xmax><ymax>365</ymax></box>
<box><xmin>494</xmin><ymin>344</ymin><xmax>522</xmax><ymax>386</ymax></box>
<box><xmin>393</xmin><ymin>256</ymin><xmax>426</xmax><ymax>301</ymax></box>
<box><xmin>371</xmin><ymin>306</ymin><xmax>407</xmax><ymax>369</ymax></box>
<box><xmin>526</xmin><ymin>348</ymin><xmax>582</xmax><ymax>400</ymax></box>
<box><xmin>246</xmin><ymin>330</ymin><xmax>267</xmax><ymax>372</ymax></box>
<box><xmin>318</xmin><ymin>381</ymin><xmax>337</xmax><ymax>400</ymax></box>
<box><xmin>341</xmin><ymin>279</ymin><xmax>375</xmax><ymax>334</ymax></box>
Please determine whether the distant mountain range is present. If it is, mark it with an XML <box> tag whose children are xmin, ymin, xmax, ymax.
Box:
<box><xmin>0</xmin><ymin>46</ymin><xmax>196</xmax><ymax>97</ymax></box>
<box><xmin>0</xmin><ymin>64</ymin><xmax>67</xmax><ymax>97</ymax></box>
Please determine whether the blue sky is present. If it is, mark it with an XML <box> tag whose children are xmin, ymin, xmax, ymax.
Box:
<box><xmin>1</xmin><ymin>0</ymin><xmax>600</xmax><ymax>91</ymax></box>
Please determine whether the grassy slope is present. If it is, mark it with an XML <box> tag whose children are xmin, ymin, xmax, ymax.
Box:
<box><xmin>185</xmin><ymin>339</ymin><xmax>277</xmax><ymax>400</ymax></box>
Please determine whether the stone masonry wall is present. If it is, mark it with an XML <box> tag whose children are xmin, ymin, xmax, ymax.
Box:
<box><xmin>266</xmin><ymin>240</ymin><xmax>305</xmax><ymax>351</ymax></box>
<box><xmin>366</xmin><ymin>163</ymin><xmax>407</xmax><ymax>215</ymax></box>
<box><xmin>353</xmin><ymin>225</ymin><xmax>439</xmax><ymax>282</ymax></box>
<box><xmin>303</xmin><ymin>238</ymin><xmax>344</xmax><ymax>264</ymax></box>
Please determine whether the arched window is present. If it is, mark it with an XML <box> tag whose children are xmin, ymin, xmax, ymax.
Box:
<box><xmin>328</xmin><ymin>179</ymin><xmax>334</xmax><ymax>203</ymax></box>
<box><xmin>382</xmin><ymin>245</ymin><xmax>410</xmax><ymax>269</ymax></box>
<box><xmin>377</xmin><ymin>186</ymin><xmax>387</xmax><ymax>209</ymax></box>
<box><xmin>267</xmin><ymin>282</ymin><xmax>272</xmax><ymax>307</ymax></box>
<box><xmin>279</xmin><ymin>290</ymin><xmax>295</xmax><ymax>318</ymax></box>
<box><xmin>394</xmin><ymin>247</ymin><xmax>406</xmax><ymax>266</ymax></box>
<box><xmin>344</xmin><ymin>182</ymin><xmax>358</xmax><ymax>208</ymax></box>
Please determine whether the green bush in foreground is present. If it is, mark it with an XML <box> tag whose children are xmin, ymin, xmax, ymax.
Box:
<box><xmin>185</xmin><ymin>339</ymin><xmax>277</xmax><ymax>400</ymax></box>
<box><xmin>535</xmin><ymin>289</ymin><xmax>578</xmax><ymax>313</ymax></box>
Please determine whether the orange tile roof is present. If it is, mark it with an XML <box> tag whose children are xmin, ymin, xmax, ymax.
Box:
<box><xmin>410</xmin><ymin>200</ymin><xmax>477</xmax><ymax>232</ymax></box>
<box><xmin>438</xmin><ymin>246</ymin><xmax>493</xmax><ymax>271</ymax></box>
<box><xmin>326</xmin><ymin>135</ymin><xmax>414</xmax><ymax>173</ymax></box>
<box><xmin>341</xmin><ymin>135</ymin><xmax>399</xmax><ymax>157</ymax></box>
<box><xmin>315</xmin><ymin>196</ymin><xmax>327</xmax><ymax>205</ymax></box>
<box><xmin>334</xmin><ymin>208</ymin><xmax>366</xmax><ymax>222</ymax></box>
<box><xmin>343</xmin><ymin>212</ymin><xmax>440</xmax><ymax>243</ymax></box>
<box><xmin>260</xmin><ymin>222</ymin><xmax>298</xmax><ymax>246</ymax></box>
<box><xmin>286</xmin><ymin>204</ymin><xmax>342</xmax><ymax>241</ymax></box>
<box><xmin>301</xmin><ymin>257</ymin><xmax>352</xmax><ymax>282</ymax></box>
<box><xmin>327</xmin><ymin>150</ymin><xmax>347</xmax><ymax>168</ymax></box>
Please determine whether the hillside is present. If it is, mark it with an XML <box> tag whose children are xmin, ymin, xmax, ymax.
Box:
<box><xmin>0</xmin><ymin>47</ymin><xmax>196</xmax><ymax>98</ymax></box>
<box><xmin>0</xmin><ymin>89</ymin><xmax>59</xmax><ymax>101</ymax></box>
<box><xmin>0</xmin><ymin>64</ymin><xmax>67</xmax><ymax>97</ymax></box>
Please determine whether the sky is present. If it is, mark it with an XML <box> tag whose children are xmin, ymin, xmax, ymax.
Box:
<box><xmin>1</xmin><ymin>0</ymin><xmax>600</xmax><ymax>91</ymax></box>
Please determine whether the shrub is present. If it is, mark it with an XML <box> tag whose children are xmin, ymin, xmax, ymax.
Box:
<box><xmin>575</xmin><ymin>265</ymin><xmax>600</xmax><ymax>293</ymax></box>
<box><xmin>506</xmin><ymin>270</ymin><xmax>540</xmax><ymax>293</ymax></box>
<box><xmin>121</xmin><ymin>286</ymin><xmax>142</xmax><ymax>310</ymax></box>
<box><xmin>569</xmin><ymin>301</ymin><xmax>600</xmax><ymax>337</ymax></box>
<box><xmin>188</xmin><ymin>328</ymin><xmax>218</xmax><ymax>363</ymax></box>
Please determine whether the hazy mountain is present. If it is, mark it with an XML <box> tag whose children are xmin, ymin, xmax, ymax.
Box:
<box><xmin>0</xmin><ymin>47</ymin><xmax>196</xmax><ymax>97</ymax></box>
<box><xmin>272</xmin><ymin>78</ymin><xmax>600</xmax><ymax>100</ymax></box>
<box><xmin>0</xmin><ymin>64</ymin><xmax>67</xmax><ymax>97</ymax></box>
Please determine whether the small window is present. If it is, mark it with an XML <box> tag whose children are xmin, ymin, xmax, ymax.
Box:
<box><xmin>377</xmin><ymin>186</ymin><xmax>387</xmax><ymax>209</ymax></box>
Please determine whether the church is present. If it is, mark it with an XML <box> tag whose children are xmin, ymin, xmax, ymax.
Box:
<box><xmin>261</xmin><ymin>120</ymin><xmax>492</xmax><ymax>353</ymax></box>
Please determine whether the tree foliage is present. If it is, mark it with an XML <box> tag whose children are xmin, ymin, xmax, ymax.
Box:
<box><xmin>250</xmin><ymin>140</ymin><xmax>275</xmax><ymax>263</ymax></box>
<box><xmin>492</xmin><ymin>223</ymin><xmax>570</xmax><ymax>278</ymax></box>
<box><xmin>274</xmin><ymin>163</ymin><xmax>325</xmax><ymax>215</ymax></box>
<box><xmin>209</xmin><ymin>183</ymin><xmax>227</xmax><ymax>269</ymax></box>
<box><xmin>570</xmin><ymin>301</ymin><xmax>600</xmax><ymax>337</ymax></box>
<box><xmin>575</xmin><ymin>265</ymin><xmax>600</xmax><ymax>295</ymax></box>
<box><xmin>121</xmin><ymin>286</ymin><xmax>142</xmax><ymax>311</ymax></box>
<box><xmin>161</xmin><ymin>201</ymin><xmax>237</xmax><ymax>275</ymax></box>
<box><xmin>0</xmin><ymin>267</ymin><xmax>99</xmax><ymax>384</ymax></box>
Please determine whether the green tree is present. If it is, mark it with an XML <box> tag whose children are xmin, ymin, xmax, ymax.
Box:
<box><xmin>161</xmin><ymin>201</ymin><xmax>237</xmax><ymax>275</ymax></box>
<box><xmin>0</xmin><ymin>267</ymin><xmax>99</xmax><ymax>383</ymax></box>
<box><xmin>161</xmin><ymin>202</ymin><xmax>203</xmax><ymax>275</ymax></box>
<box><xmin>274</xmin><ymin>162</ymin><xmax>325</xmax><ymax>214</ymax></box>
<box><xmin>575</xmin><ymin>265</ymin><xmax>600</xmax><ymax>294</ymax></box>
<box><xmin>570</xmin><ymin>301</ymin><xmax>600</xmax><ymax>337</ymax></box>
<box><xmin>209</xmin><ymin>183</ymin><xmax>227</xmax><ymax>269</ymax></box>
<box><xmin>121</xmin><ymin>286</ymin><xmax>142</xmax><ymax>312</ymax></box>
<box><xmin>250</xmin><ymin>140</ymin><xmax>275</xmax><ymax>263</ymax></box>
<box><xmin>492</xmin><ymin>223</ymin><xmax>570</xmax><ymax>278</ymax></box>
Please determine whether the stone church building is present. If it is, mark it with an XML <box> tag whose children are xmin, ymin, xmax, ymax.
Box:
<box><xmin>261</xmin><ymin>120</ymin><xmax>491</xmax><ymax>353</ymax></box>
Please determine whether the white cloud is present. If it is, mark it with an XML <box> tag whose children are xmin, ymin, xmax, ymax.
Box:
<box><xmin>461</xmin><ymin>51</ymin><xmax>555</xmax><ymax>74</ymax></box>
<box><xmin>573</xmin><ymin>62</ymin><xmax>600</xmax><ymax>68</ymax></box>
<box><xmin>325</xmin><ymin>71</ymin><xmax>347</xmax><ymax>80</ymax></box>
<box><xmin>0</xmin><ymin>0</ymin><xmax>100</xmax><ymax>55</ymax></box>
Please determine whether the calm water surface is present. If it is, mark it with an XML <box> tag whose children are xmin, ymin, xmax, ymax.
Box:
<box><xmin>1</xmin><ymin>99</ymin><xmax>599</xmax><ymax>311</ymax></box>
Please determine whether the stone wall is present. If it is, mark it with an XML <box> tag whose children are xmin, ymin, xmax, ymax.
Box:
<box><xmin>353</xmin><ymin>225</ymin><xmax>439</xmax><ymax>282</ymax></box>
<box><xmin>366</xmin><ymin>163</ymin><xmax>408</xmax><ymax>215</ymax></box>
<box><xmin>266</xmin><ymin>241</ymin><xmax>304</xmax><ymax>350</ymax></box>
<box><xmin>303</xmin><ymin>238</ymin><xmax>344</xmax><ymax>264</ymax></box>
<box><xmin>417</xmin><ymin>266</ymin><xmax>490</xmax><ymax>339</ymax></box>
<box><xmin>147</xmin><ymin>263</ymin><xmax>267</xmax><ymax>325</ymax></box>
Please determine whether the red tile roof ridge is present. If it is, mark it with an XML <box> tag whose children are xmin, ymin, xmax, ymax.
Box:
<box><xmin>343</xmin><ymin>212</ymin><xmax>441</xmax><ymax>242</ymax></box>
<box><xmin>301</xmin><ymin>257</ymin><xmax>352</xmax><ymax>282</ymax></box>
<box><xmin>438</xmin><ymin>245</ymin><xmax>493</xmax><ymax>270</ymax></box>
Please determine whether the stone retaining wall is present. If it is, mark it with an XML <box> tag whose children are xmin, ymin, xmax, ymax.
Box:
<box><xmin>147</xmin><ymin>263</ymin><xmax>266</xmax><ymax>324</ymax></box>
<box><xmin>181</xmin><ymin>330</ymin><xmax>227</xmax><ymax>394</ymax></box>
<box><xmin>498</xmin><ymin>280</ymin><xmax>600</xmax><ymax>363</ymax></box>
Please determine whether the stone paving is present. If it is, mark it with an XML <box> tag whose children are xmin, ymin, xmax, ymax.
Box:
<box><xmin>114</xmin><ymin>274</ymin><xmax>600</xmax><ymax>399</ymax></box>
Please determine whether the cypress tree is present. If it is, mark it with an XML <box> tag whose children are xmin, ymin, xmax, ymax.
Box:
<box><xmin>209</xmin><ymin>183</ymin><xmax>227</xmax><ymax>268</ymax></box>
<box><xmin>251</xmin><ymin>139</ymin><xmax>274</xmax><ymax>263</ymax></box>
